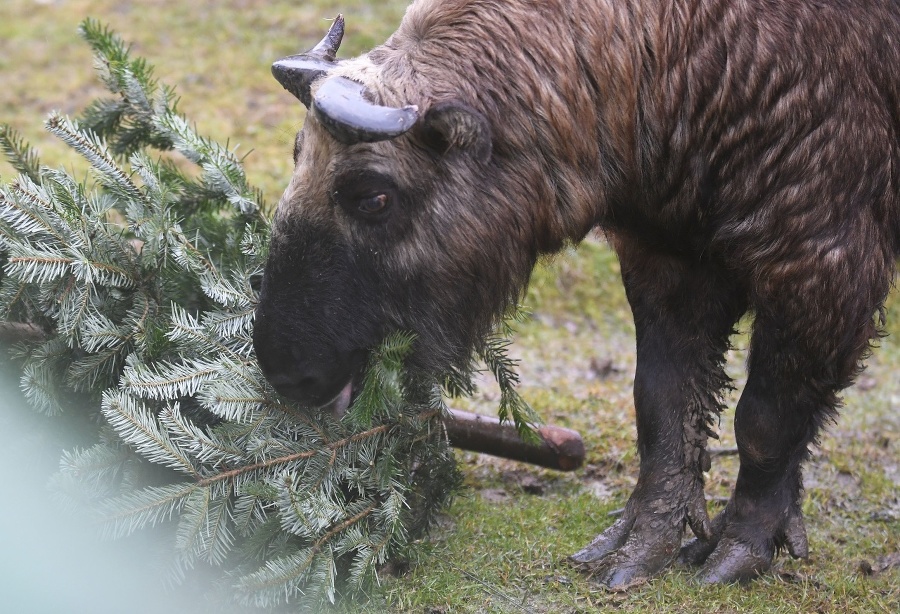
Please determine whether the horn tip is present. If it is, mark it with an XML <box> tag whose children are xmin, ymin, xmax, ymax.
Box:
<box><xmin>330</xmin><ymin>14</ymin><xmax>345</xmax><ymax>38</ymax></box>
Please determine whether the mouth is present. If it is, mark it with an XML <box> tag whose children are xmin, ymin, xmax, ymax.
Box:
<box><xmin>261</xmin><ymin>349</ymin><xmax>369</xmax><ymax>417</ymax></box>
<box><xmin>318</xmin><ymin>380</ymin><xmax>354</xmax><ymax>418</ymax></box>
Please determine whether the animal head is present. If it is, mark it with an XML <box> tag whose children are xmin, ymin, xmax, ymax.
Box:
<box><xmin>253</xmin><ymin>16</ymin><xmax>533</xmax><ymax>412</ymax></box>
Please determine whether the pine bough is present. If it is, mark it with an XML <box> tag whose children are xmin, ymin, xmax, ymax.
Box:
<box><xmin>0</xmin><ymin>20</ymin><xmax>535</xmax><ymax>610</ymax></box>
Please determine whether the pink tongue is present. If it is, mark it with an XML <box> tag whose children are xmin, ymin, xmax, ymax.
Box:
<box><xmin>329</xmin><ymin>381</ymin><xmax>353</xmax><ymax>418</ymax></box>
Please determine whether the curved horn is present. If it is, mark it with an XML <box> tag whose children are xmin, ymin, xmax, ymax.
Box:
<box><xmin>312</xmin><ymin>76</ymin><xmax>419</xmax><ymax>145</ymax></box>
<box><xmin>272</xmin><ymin>15</ymin><xmax>345</xmax><ymax>107</ymax></box>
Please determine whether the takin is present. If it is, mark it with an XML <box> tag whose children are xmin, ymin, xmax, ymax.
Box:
<box><xmin>252</xmin><ymin>0</ymin><xmax>900</xmax><ymax>587</ymax></box>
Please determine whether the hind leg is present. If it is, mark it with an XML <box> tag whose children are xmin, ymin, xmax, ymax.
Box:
<box><xmin>681</xmin><ymin>260</ymin><xmax>891</xmax><ymax>582</ymax></box>
<box><xmin>571</xmin><ymin>240</ymin><xmax>745</xmax><ymax>588</ymax></box>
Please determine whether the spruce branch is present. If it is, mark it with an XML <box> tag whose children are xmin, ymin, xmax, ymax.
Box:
<box><xmin>195</xmin><ymin>422</ymin><xmax>396</xmax><ymax>489</ymax></box>
<box><xmin>156</xmin><ymin>112</ymin><xmax>261</xmax><ymax>217</ymax></box>
<box><xmin>158</xmin><ymin>403</ymin><xmax>244</xmax><ymax>467</ymax></box>
<box><xmin>78</xmin><ymin>18</ymin><xmax>178</xmax><ymax>157</ymax></box>
<box><xmin>120</xmin><ymin>356</ymin><xmax>223</xmax><ymax>400</ymax></box>
<box><xmin>101</xmin><ymin>389</ymin><xmax>198</xmax><ymax>476</ymax></box>
<box><xmin>56</xmin><ymin>443</ymin><xmax>130</xmax><ymax>498</ymax></box>
<box><xmin>19</xmin><ymin>338</ymin><xmax>71</xmax><ymax>415</ymax></box>
<box><xmin>175</xmin><ymin>484</ymin><xmax>235</xmax><ymax>566</ymax></box>
<box><xmin>99</xmin><ymin>482</ymin><xmax>203</xmax><ymax>539</ymax></box>
<box><xmin>2</xmin><ymin>176</ymin><xmax>70</xmax><ymax>246</ymax></box>
<box><xmin>0</xmin><ymin>125</ymin><xmax>42</xmax><ymax>183</ymax></box>
<box><xmin>45</xmin><ymin>112</ymin><xmax>150</xmax><ymax>209</ymax></box>
<box><xmin>480</xmin><ymin>331</ymin><xmax>541</xmax><ymax>444</ymax></box>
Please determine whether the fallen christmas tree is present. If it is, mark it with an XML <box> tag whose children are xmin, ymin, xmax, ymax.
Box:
<box><xmin>0</xmin><ymin>20</ymin><xmax>579</xmax><ymax>610</ymax></box>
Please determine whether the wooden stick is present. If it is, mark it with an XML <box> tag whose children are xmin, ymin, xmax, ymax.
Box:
<box><xmin>444</xmin><ymin>409</ymin><xmax>585</xmax><ymax>471</ymax></box>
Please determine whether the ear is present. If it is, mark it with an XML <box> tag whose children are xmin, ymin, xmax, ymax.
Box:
<box><xmin>421</xmin><ymin>101</ymin><xmax>492</xmax><ymax>163</ymax></box>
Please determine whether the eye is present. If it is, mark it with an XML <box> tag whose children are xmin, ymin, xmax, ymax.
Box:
<box><xmin>358</xmin><ymin>193</ymin><xmax>390</xmax><ymax>215</ymax></box>
<box><xmin>332</xmin><ymin>170</ymin><xmax>401</xmax><ymax>222</ymax></box>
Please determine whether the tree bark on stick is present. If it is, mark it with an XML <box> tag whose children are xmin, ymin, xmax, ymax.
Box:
<box><xmin>444</xmin><ymin>409</ymin><xmax>585</xmax><ymax>471</ymax></box>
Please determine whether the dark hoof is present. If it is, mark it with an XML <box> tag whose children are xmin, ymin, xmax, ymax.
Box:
<box><xmin>697</xmin><ymin>537</ymin><xmax>773</xmax><ymax>584</ymax></box>
<box><xmin>595</xmin><ymin>562</ymin><xmax>653</xmax><ymax>591</ymax></box>
<box><xmin>569</xmin><ymin>511</ymin><xmax>684</xmax><ymax>589</ymax></box>
<box><xmin>683</xmin><ymin>502</ymin><xmax>809</xmax><ymax>583</ymax></box>
<box><xmin>569</xmin><ymin>517</ymin><xmax>631</xmax><ymax>564</ymax></box>
<box><xmin>782</xmin><ymin>511</ymin><xmax>810</xmax><ymax>560</ymax></box>
<box><xmin>571</xmin><ymin>474</ymin><xmax>712</xmax><ymax>589</ymax></box>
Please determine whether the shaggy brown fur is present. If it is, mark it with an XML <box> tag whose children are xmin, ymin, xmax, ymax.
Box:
<box><xmin>255</xmin><ymin>0</ymin><xmax>900</xmax><ymax>587</ymax></box>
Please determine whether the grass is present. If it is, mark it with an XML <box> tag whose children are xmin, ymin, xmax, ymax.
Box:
<box><xmin>2</xmin><ymin>1</ymin><xmax>898</xmax><ymax>612</ymax></box>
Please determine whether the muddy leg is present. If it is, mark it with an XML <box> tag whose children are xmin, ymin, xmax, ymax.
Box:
<box><xmin>571</xmin><ymin>243</ymin><xmax>744</xmax><ymax>589</ymax></box>
<box><xmin>682</xmin><ymin>293</ymin><xmax>886</xmax><ymax>583</ymax></box>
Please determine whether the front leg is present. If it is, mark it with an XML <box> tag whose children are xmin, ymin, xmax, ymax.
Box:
<box><xmin>571</xmin><ymin>241</ymin><xmax>745</xmax><ymax>589</ymax></box>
